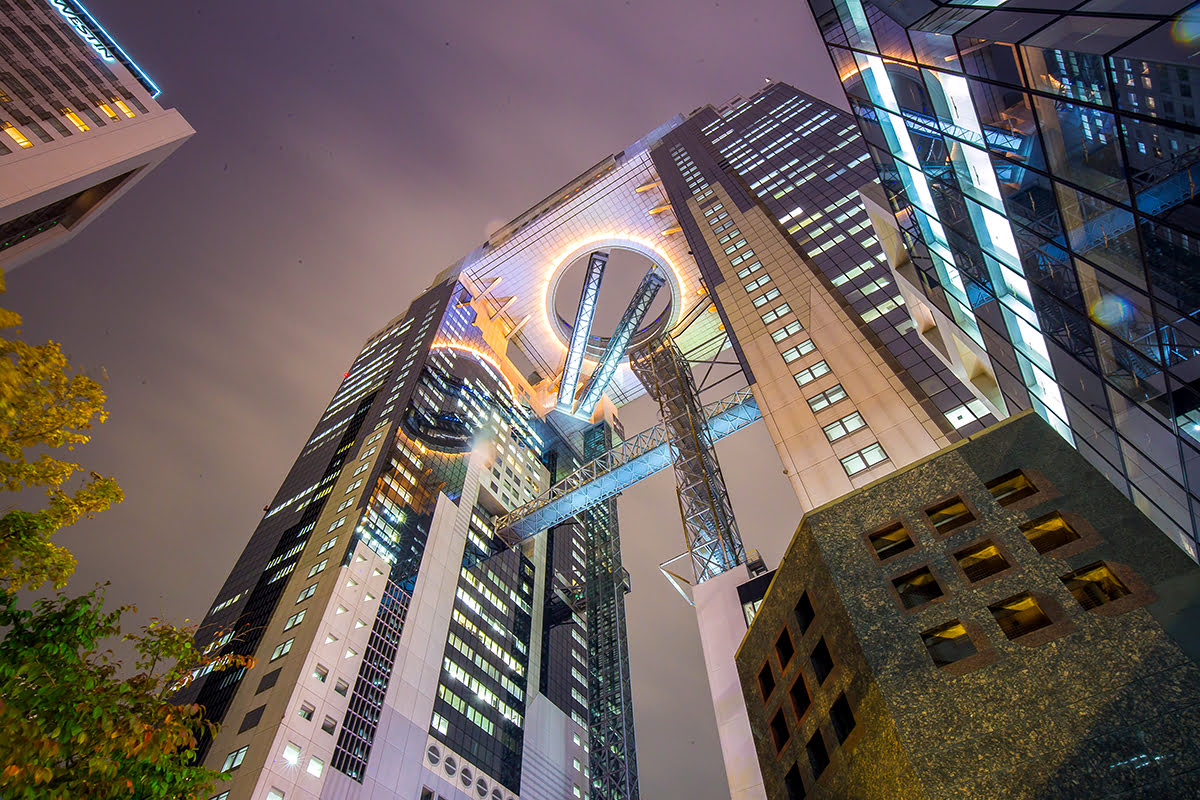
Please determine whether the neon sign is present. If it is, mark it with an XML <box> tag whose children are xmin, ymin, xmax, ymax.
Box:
<box><xmin>48</xmin><ymin>0</ymin><xmax>115</xmax><ymax>62</ymax></box>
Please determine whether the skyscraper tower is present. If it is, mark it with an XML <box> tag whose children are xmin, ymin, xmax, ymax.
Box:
<box><xmin>0</xmin><ymin>0</ymin><xmax>192</xmax><ymax>269</ymax></box>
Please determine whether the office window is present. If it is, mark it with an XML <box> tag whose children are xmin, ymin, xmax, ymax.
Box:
<box><xmin>220</xmin><ymin>745</ymin><xmax>248</xmax><ymax>771</ymax></box>
<box><xmin>954</xmin><ymin>540</ymin><xmax>1009</xmax><ymax>582</ymax></box>
<box><xmin>1020</xmin><ymin>512</ymin><xmax>1080</xmax><ymax>554</ymax></box>
<box><xmin>989</xmin><ymin>593</ymin><xmax>1052</xmax><ymax>640</ymax></box>
<box><xmin>313</xmin><ymin>664</ymin><xmax>328</xmax><ymax>683</ymax></box>
<box><xmin>761</xmin><ymin>303</ymin><xmax>791</xmax><ymax>325</ymax></box>
<box><xmin>282</xmin><ymin>741</ymin><xmax>301</xmax><ymax>766</ymax></box>
<box><xmin>337</xmin><ymin>497</ymin><xmax>354</xmax><ymax>512</ymax></box>
<box><xmin>307</xmin><ymin>756</ymin><xmax>324</xmax><ymax>777</ymax></box>
<box><xmin>986</xmin><ymin>470</ymin><xmax>1038</xmax><ymax>505</ymax></box>
<box><xmin>745</xmin><ymin>274</ymin><xmax>772</xmax><ymax>292</ymax></box>
<box><xmin>840</xmin><ymin>443</ymin><xmax>887</xmax><ymax>476</ymax></box>
<box><xmin>867</xmin><ymin>522</ymin><xmax>914</xmax><ymax>561</ymax></box>
<box><xmin>921</xmin><ymin>620</ymin><xmax>978</xmax><ymax>667</ymax></box>
<box><xmin>238</xmin><ymin>705</ymin><xmax>266</xmax><ymax>734</ymax></box>
<box><xmin>771</xmin><ymin>320</ymin><xmax>804</xmax><ymax>342</ymax></box>
<box><xmin>807</xmin><ymin>384</ymin><xmax>847</xmax><ymax>413</ymax></box>
<box><xmin>2</xmin><ymin>122</ymin><xmax>32</xmax><ymax>148</ymax></box>
<box><xmin>781</xmin><ymin>339</ymin><xmax>816</xmax><ymax>363</ymax></box>
<box><xmin>335</xmin><ymin>678</ymin><xmax>350</xmax><ymax>696</ymax></box>
<box><xmin>283</xmin><ymin>609</ymin><xmax>306</xmax><ymax>631</ymax></box>
<box><xmin>1061</xmin><ymin>563</ymin><xmax>1131</xmax><ymax>610</ymax></box>
<box><xmin>307</xmin><ymin>559</ymin><xmax>328</xmax><ymax>578</ymax></box>
<box><xmin>322</xmin><ymin>715</ymin><xmax>338</xmax><ymax>734</ymax></box>
<box><xmin>266</xmin><ymin>790</ymin><xmax>285</xmax><ymax>800</ymax></box>
<box><xmin>892</xmin><ymin>567</ymin><xmax>943</xmax><ymax>610</ymax></box>
<box><xmin>793</xmin><ymin>360</ymin><xmax>830</xmax><ymax>387</ymax></box>
<box><xmin>924</xmin><ymin>496</ymin><xmax>975</xmax><ymax>534</ymax></box>
<box><xmin>299</xmin><ymin>703</ymin><xmax>315</xmax><ymax>721</ymax></box>
<box><xmin>62</xmin><ymin>109</ymin><xmax>89</xmax><ymax>132</ymax></box>
<box><xmin>318</xmin><ymin>537</ymin><xmax>337</xmax><ymax>554</ymax></box>
<box><xmin>753</xmin><ymin>287</ymin><xmax>782</xmax><ymax>308</ymax></box>
<box><xmin>270</xmin><ymin>638</ymin><xmax>294</xmax><ymax>661</ymax></box>
<box><xmin>296</xmin><ymin>583</ymin><xmax>317</xmax><ymax>603</ymax></box>
<box><xmin>822</xmin><ymin>411</ymin><xmax>866</xmax><ymax>442</ymax></box>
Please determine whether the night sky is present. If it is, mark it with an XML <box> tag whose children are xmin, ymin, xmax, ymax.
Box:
<box><xmin>7</xmin><ymin>2</ymin><xmax>845</xmax><ymax>796</ymax></box>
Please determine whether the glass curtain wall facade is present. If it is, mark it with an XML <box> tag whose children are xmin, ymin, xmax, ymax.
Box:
<box><xmin>809</xmin><ymin>0</ymin><xmax>1200</xmax><ymax>556</ymax></box>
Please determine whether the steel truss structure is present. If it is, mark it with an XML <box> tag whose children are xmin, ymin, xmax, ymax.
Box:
<box><xmin>575</xmin><ymin>267</ymin><xmax>667</xmax><ymax>416</ymax></box>
<box><xmin>557</xmin><ymin>251</ymin><xmax>608</xmax><ymax>411</ymax></box>
<box><xmin>493</xmin><ymin>388</ymin><xmax>760</xmax><ymax>541</ymax></box>
<box><xmin>581</xmin><ymin>423</ymin><xmax>639</xmax><ymax>800</ymax></box>
<box><xmin>630</xmin><ymin>336</ymin><xmax>747</xmax><ymax>583</ymax></box>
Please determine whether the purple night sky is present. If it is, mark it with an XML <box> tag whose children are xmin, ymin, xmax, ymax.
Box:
<box><xmin>7</xmin><ymin>2</ymin><xmax>845</xmax><ymax>796</ymax></box>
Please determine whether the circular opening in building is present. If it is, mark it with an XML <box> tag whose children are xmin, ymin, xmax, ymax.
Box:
<box><xmin>426</xmin><ymin>745</ymin><xmax>441</xmax><ymax>766</ymax></box>
<box><xmin>549</xmin><ymin>244</ymin><xmax>675</xmax><ymax>359</ymax></box>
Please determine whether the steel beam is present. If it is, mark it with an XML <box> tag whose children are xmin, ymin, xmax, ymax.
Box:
<box><xmin>557</xmin><ymin>251</ymin><xmax>608</xmax><ymax>412</ymax></box>
<box><xmin>495</xmin><ymin>388</ymin><xmax>759</xmax><ymax>541</ymax></box>
<box><xmin>575</xmin><ymin>267</ymin><xmax>667</xmax><ymax>416</ymax></box>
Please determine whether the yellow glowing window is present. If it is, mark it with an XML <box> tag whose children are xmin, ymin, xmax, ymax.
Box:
<box><xmin>867</xmin><ymin>521</ymin><xmax>914</xmax><ymax>560</ymax></box>
<box><xmin>1061</xmin><ymin>562</ymin><xmax>1131</xmax><ymax>610</ymax></box>
<box><xmin>989</xmin><ymin>592</ymin><xmax>1052</xmax><ymax>640</ymax></box>
<box><xmin>98</xmin><ymin>103</ymin><xmax>119</xmax><ymax>120</ymax></box>
<box><xmin>1020</xmin><ymin>512</ymin><xmax>1080</xmax><ymax>554</ymax></box>
<box><xmin>920</xmin><ymin>619</ymin><xmax>977</xmax><ymax>667</ymax></box>
<box><xmin>62</xmin><ymin>110</ymin><xmax>89</xmax><ymax>132</ymax></box>
<box><xmin>953</xmin><ymin>540</ymin><xmax>1010</xmax><ymax>582</ymax></box>
<box><xmin>924</xmin><ymin>496</ymin><xmax>975</xmax><ymax>535</ymax></box>
<box><xmin>986</xmin><ymin>470</ymin><xmax>1038</xmax><ymax>506</ymax></box>
<box><xmin>114</xmin><ymin>99</ymin><xmax>135</xmax><ymax>118</ymax></box>
<box><xmin>2</xmin><ymin>123</ymin><xmax>32</xmax><ymax>148</ymax></box>
<box><xmin>892</xmin><ymin>566</ymin><xmax>944</xmax><ymax>610</ymax></box>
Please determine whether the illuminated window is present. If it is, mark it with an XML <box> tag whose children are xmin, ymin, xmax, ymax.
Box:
<box><xmin>793</xmin><ymin>360</ymin><xmax>830</xmax><ymax>387</ymax></box>
<box><xmin>989</xmin><ymin>593</ymin><xmax>1052</xmax><ymax>640</ymax></box>
<box><xmin>313</xmin><ymin>664</ymin><xmax>328</xmax><ymax>683</ymax></box>
<box><xmin>924</xmin><ymin>496</ymin><xmax>975</xmax><ymax>535</ymax></box>
<box><xmin>892</xmin><ymin>567</ymin><xmax>944</xmax><ymax>610</ymax></box>
<box><xmin>113</xmin><ymin>99</ymin><xmax>136</xmax><ymax>118</ymax></box>
<box><xmin>270</xmin><ymin>638</ymin><xmax>293</xmax><ymax>661</ymax></box>
<box><xmin>306</xmin><ymin>756</ymin><xmax>324</xmax><ymax>777</ymax></box>
<box><xmin>781</xmin><ymin>339</ymin><xmax>816</xmax><ymax>363</ymax></box>
<box><xmin>1020</xmin><ymin>512</ymin><xmax>1080</xmax><ymax>554</ymax></box>
<box><xmin>283</xmin><ymin>609</ymin><xmax>306</xmax><ymax>631</ymax></box>
<box><xmin>867</xmin><ymin>522</ymin><xmax>914</xmax><ymax>561</ymax></box>
<box><xmin>296</xmin><ymin>583</ymin><xmax>317</xmax><ymax>603</ymax></box>
<box><xmin>98</xmin><ymin>103</ymin><xmax>119</xmax><ymax>120</ymax></box>
<box><xmin>307</xmin><ymin>559</ymin><xmax>328</xmax><ymax>578</ymax></box>
<box><xmin>1061</xmin><ymin>562</ymin><xmax>1131</xmax><ymax>610</ymax></box>
<box><xmin>266</xmin><ymin>789</ymin><xmax>284</xmax><ymax>800</ymax></box>
<box><xmin>840</xmin><ymin>443</ymin><xmax>887</xmax><ymax>476</ymax></box>
<box><xmin>822</xmin><ymin>411</ymin><xmax>866</xmax><ymax>442</ymax></box>
<box><xmin>220</xmin><ymin>745</ymin><xmax>248</xmax><ymax>771</ymax></box>
<box><xmin>2</xmin><ymin>123</ymin><xmax>32</xmax><ymax>148</ymax></box>
<box><xmin>921</xmin><ymin>619</ymin><xmax>977</xmax><ymax>667</ymax></box>
<box><xmin>282</xmin><ymin>741</ymin><xmax>301</xmax><ymax>766</ymax></box>
<box><xmin>985</xmin><ymin>470</ymin><xmax>1038</xmax><ymax>506</ymax></box>
<box><xmin>807</xmin><ymin>384</ymin><xmax>847</xmax><ymax>413</ymax></box>
<box><xmin>953</xmin><ymin>540</ymin><xmax>1009</xmax><ymax>582</ymax></box>
<box><xmin>298</xmin><ymin>703</ymin><xmax>314</xmax><ymax>721</ymax></box>
<box><xmin>61</xmin><ymin>109</ymin><xmax>89</xmax><ymax>132</ymax></box>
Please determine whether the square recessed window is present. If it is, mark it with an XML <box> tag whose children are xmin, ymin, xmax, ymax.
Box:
<box><xmin>322</xmin><ymin>715</ymin><xmax>338</xmax><ymax>735</ymax></box>
<box><xmin>989</xmin><ymin>593</ymin><xmax>1052</xmax><ymax>640</ymax></box>
<box><xmin>776</xmin><ymin>629</ymin><xmax>796</xmax><ymax>667</ymax></box>
<box><xmin>769</xmin><ymin>709</ymin><xmax>791</xmax><ymax>753</ymax></box>
<box><xmin>313</xmin><ymin>664</ymin><xmax>328</xmax><ymax>683</ymax></box>
<box><xmin>829</xmin><ymin>694</ymin><xmax>855</xmax><ymax>744</ymax></box>
<box><xmin>810</xmin><ymin>638</ymin><xmax>834</xmax><ymax>685</ymax></box>
<box><xmin>758</xmin><ymin>662</ymin><xmax>777</xmax><ymax>701</ymax></box>
<box><xmin>266</xmin><ymin>790</ymin><xmax>285</xmax><ymax>800</ymax></box>
<box><xmin>794</xmin><ymin>593</ymin><xmax>816</xmax><ymax>633</ymax></box>
<box><xmin>954</xmin><ymin>540</ymin><xmax>1010</xmax><ymax>582</ymax></box>
<box><xmin>921</xmin><ymin>620</ymin><xmax>978</xmax><ymax>667</ymax></box>
<box><xmin>298</xmin><ymin>703</ymin><xmax>315</xmax><ymax>721</ymax></box>
<box><xmin>334</xmin><ymin>678</ymin><xmax>350</xmax><ymax>696</ymax></box>
<box><xmin>789</xmin><ymin>676</ymin><xmax>810</xmax><ymax>720</ymax></box>
<box><xmin>986</xmin><ymin>470</ymin><xmax>1038</xmax><ymax>505</ymax></box>
<box><xmin>805</xmin><ymin>731</ymin><xmax>830</xmax><ymax>777</ymax></box>
<box><xmin>282</xmin><ymin>742</ymin><xmax>301</xmax><ymax>766</ymax></box>
<box><xmin>867</xmin><ymin>522</ymin><xmax>915</xmax><ymax>561</ymax></box>
<box><xmin>1061</xmin><ymin>562</ymin><xmax>1131</xmax><ymax>610</ymax></box>
<box><xmin>307</xmin><ymin>756</ymin><xmax>324</xmax><ymax>778</ymax></box>
<box><xmin>925</xmin><ymin>497</ymin><xmax>975</xmax><ymax>534</ymax></box>
<box><xmin>892</xmin><ymin>566</ymin><xmax>944</xmax><ymax>610</ymax></box>
<box><xmin>1020</xmin><ymin>512</ymin><xmax>1080</xmax><ymax>554</ymax></box>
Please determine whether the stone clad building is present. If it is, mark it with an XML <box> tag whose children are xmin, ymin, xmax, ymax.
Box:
<box><xmin>736</xmin><ymin>411</ymin><xmax>1200</xmax><ymax>799</ymax></box>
